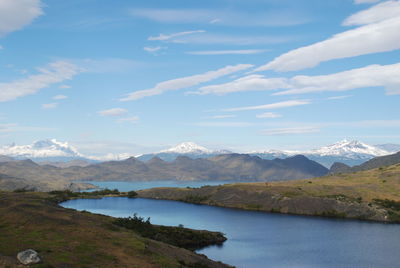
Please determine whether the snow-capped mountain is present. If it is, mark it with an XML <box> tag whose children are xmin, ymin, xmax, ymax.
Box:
<box><xmin>251</xmin><ymin>139</ymin><xmax>394</xmax><ymax>168</ymax></box>
<box><xmin>307</xmin><ymin>139</ymin><xmax>389</xmax><ymax>157</ymax></box>
<box><xmin>0</xmin><ymin>139</ymin><xmax>83</xmax><ymax>160</ymax></box>
<box><xmin>160</xmin><ymin>142</ymin><xmax>213</xmax><ymax>154</ymax></box>
<box><xmin>138</xmin><ymin>142</ymin><xmax>231</xmax><ymax>162</ymax></box>
<box><xmin>0</xmin><ymin>139</ymin><xmax>135</xmax><ymax>162</ymax></box>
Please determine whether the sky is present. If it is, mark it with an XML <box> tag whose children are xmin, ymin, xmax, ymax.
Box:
<box><xmin>0</xmin><ymin>0</ymin><xmax>399</xmax><ymax>156</ymax></box>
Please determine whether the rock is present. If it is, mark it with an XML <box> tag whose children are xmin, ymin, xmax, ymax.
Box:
<box><xmin>16</xmin><ymin>249</ymin><xmax>41</xmax><ymax>265</ymax></box>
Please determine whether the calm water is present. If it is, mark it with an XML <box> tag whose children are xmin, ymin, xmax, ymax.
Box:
<box><xmin>84</xmin><ymin>180</ymin><xmax>241</xmax><ymax>192</ymax></box>
<box><xmin>61</xmin><ymin>197</ymin><xmax>400</xmax><ymax>268</ymax></box>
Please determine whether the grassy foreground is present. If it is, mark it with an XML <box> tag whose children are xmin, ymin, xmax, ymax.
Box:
<box><xmin>0</xmin><ymin>191</ymin><xmax>231</xmax><ymax>268</ymax></box>
<box><xmin>138</xmin><ymin>163</ymin><xmax>400</xmax><ymax>223</ymax></box>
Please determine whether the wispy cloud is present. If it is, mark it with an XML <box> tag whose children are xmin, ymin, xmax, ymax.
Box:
<box><xmin>53</xmin><ymin>95</ymin><xmax>68</xmax><ymax>100</ymax></box>
<box><xmin>209</xmin><ymin>115</ymin><xmax>237</xmax><ymax>119</ymax></box>
<box><xmin>262</xmin><ymin>127</ymin><xmax>320</xmax><ymax>135</ymax></box>
<box><xmin>0</xmin><ymin>123</ymin><xmax>55</xmax><ymax>133</ymax></box>
<box><xmin>255</xmin><ymin>2</ymin><xmax>400</xmax><ymax>72</ymax></box>
<box><xmin>117</xmin><ymin>116</ymin><xmax>140</xmax><ymax>124</ymax></box>
<box><xmin>223</xmin><ymin>100</ymin><xmax>311</xmax><ymax>112</ymax></box>
<box><xmin>120</xmin><ymin>64</ymin><xmax>253</xmax><ymax>101</ymax></box>
<box><xmin>194</xmin><ymin>75</ymin><xmax>289</xmax><ymax>95</ymax></box>
<box><xmin>59</xmin><ymin>84</ymin><xmax>71</xmax><ymax>89</ymax></box>
<box><xmin>197</xmin><ymin>63</ymin><xmax>400</xmax><ymax>96</ymax></box>
<box><xmin>97</xmin><ymin>108</ymin><xmax>128</xmax><ymax>117</ymax></box>
<box><xmin>130</xmin><ymin>8</ymin><xmax>309</xmax><ymax>27</ymax></box>
<box><xmin>344</xmin><ymin>1</ymin><xmax>400</xmax><ymax>26</ymax></box>
<box><xmin>0</xmin><ymin>0</ymin><xmax>43</xmax><ymax>36</ymax></box>
<box><xmin>143</xmin><ymin>46</ymin><xmax>164</xmax><ymax>54</ymax></box>
<box><xmin>148</xmin><ymin>30</ymin><xmax>205</xmax><ymax>41</ymax></box>
<box><xmin>274</xmin><ymin>63</ymin><xmax>400</xmax><ymax>95</ymax></box>
<box><xmin>41</xmin><ymin>103</ymin><xmax>58</xmax><ymax>109</ymax></box>
<box><xmin>326</xmin><ymin>95</ymin><xmax>352</xmax><ymax>100</ymax></box>
<box><xmin>171</xmin><ymin>33</ymin><xmax>293</xmax><ymax>45</ymax></box>
<box><xmin>195</xmin><ymin>122</ymin><xmax>254</xmax><ymax>127</ymax></box>
<box><xmin>256</xmin><ymin>112</ymin><xmax>282</xmax><ymax>118</ymax></box>
<box><xmin>0</xmin><ymin>61</ymin><xmax>82</xmax><ymax>102</ymax></box>
<box><xmin>187</xmin><ymin>49</ymin><xmax>268</xmax><ymax>55</ymax></box>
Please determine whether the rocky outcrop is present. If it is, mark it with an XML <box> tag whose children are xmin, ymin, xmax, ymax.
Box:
<box><xmin>17</xmin><ymin>249</ymin><xmax>41</xmax><ymax>265</ymax></box>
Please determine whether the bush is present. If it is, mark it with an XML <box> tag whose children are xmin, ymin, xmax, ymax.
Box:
<box><xmin>127</xmin><ymin>191</ymin><xmax>138</xmax><ymax>198</ymax></box>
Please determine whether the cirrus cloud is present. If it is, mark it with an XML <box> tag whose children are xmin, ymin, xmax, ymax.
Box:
<box><xmin>120</xmin><ymin>64</ymin><xmax>253</xmax><ymax>101</ymax></box>
<box><xmin>0</xmin><ymin>0</ymin><xmax>43</xmax><ymax>36</ymax></box>
<box><xmin>255</xmin><ymin>1</ymin><xmax>400</xmax><ymax>72</ymax></box>
<box><xmin>0</xmin><ymin>61</ymin><xmax>82</xmax><ymax>102</ymax></box>
<box><xmin>97</xmin><ymin>108</ymin><xmax>128</xmax><ymax>117</ymax></box>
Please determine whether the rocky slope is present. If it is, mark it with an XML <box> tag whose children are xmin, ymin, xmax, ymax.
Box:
<box><xmin>330</xmin><ymin>151</ymin><xmax>400</xmax><ymax>174</ymax></box>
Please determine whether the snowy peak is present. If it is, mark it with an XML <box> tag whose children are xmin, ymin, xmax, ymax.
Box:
<box><xmin>309</xmin><ymin>139</ymin><xmax>390</xmax><ymax>157</ymax></box>
<box><xmin>160</xmin><ymin>142</ymin><xmax>213</xmax><ymax>154</ymax></box>
<box><xmin>0</xmin><ymin>139</ymin><xmax>83</xmax><ymax>159</ymax></box>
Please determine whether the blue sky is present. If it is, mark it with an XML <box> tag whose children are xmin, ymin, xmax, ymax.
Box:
<box><xmin>0</xmin><ymin>0</ymin><xmax>399</xmax><ymax>156</ymax></box>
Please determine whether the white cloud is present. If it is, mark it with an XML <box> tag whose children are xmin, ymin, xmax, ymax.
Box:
<box><xmin>0</xmin><ymin>61</ymin><xmax>82</xmax><ymax>102</ymax></box>
<box><xmin>255</xmin><ymin>3</ymin><xmax>400</xmax><ymax>72</ymax></box>
<box><xmin>210</xmin><ymin>115</ymin><xmax>236</xmax><ymax>119</ymax></box>
<box><xmin>143</xmin><ymin>46</ymin><xmax>164</xmax><ymax>54</ymax></box>
<box><xmin>53</xmin><ymin>94</ymin><xmax>68</xmax><ymax>100</ymax></box>
<box><xmin>275</xmin><ymin>63</ymin><xmax>400</xmax><ymax>95</ymax></box>
<box><xmin>344</xmin><ymin>1</ymin><xmax>400</xmax><ymax>26</ymax></box>
<box><xmin>194</xmin><ymin>63</ymin><xmax>400</xmax><ymax>96</ymax></box>
<box><xmin>59</xmin><ymin>84</ymin><xmax>71</xmax><ymax>89</ymax></box>
<box><xmin>262</xmin><ymin>127</ymin><xmax>320</xmax><ymax>135</ymax></box>
<box><xmin>75</xmin><ymin>58</ymin><xmax>139</xmax><ymax>74</ymax></box>
<box><xmin>117</xmin><ymin>116</ymin><xmax>140</xmax><ymax>124</ymax></box>
<box><xmin>256</xmin><ymin>112</ymin><xmax>282</xmax><ymax>118</ymax></box>
<box><xmin>120</xmin><ymin>64</ymin><xmax>253</xmax><ymax>101</ymax></box>
<box><xmin>195</xmin><ymin>122</ymin><xmax>254</xmax><ymax>127</ymax></box>
<box><xmin>41</xmin><ymin>103</ymin><xmax>58</xmax><ymax>109</ymax></box>
<box><xmin>148</xmin><ymin>30</ymin><xmax>205</xmax><ymax>41</ymax></box>
<box><xmin>354</xmin><ymin>0</ymin><xmax>381</xmax><ymax>4</ymax></box>
<box><xmin>223</xmin><ymin>100</ymin><xmax>311</xmax><ymax>112</ymax></box>
<box><xmin>194</xmin><ymin>75</ymin><xmax>289</xmax><ymax>95</ymax></box>
<box><xmin>97</xmin><ymin>108</ymin><xmax>128</xmax><ymax>117</ymax></box>
<box><xmin>326</xmin><ymin>95</ymin><xmax>353</xmax><ymax>100</ymax></box>
<box><xmin>130</xmin><ymin>8</ymin><xmax>308</xmax><ymax>27</ymax></box>
<box><xmin>171</xmin><ymin>33</ymin><xmax>292</xmax><ymax>45</ymax></box>
<box><xmin>0</xmin><ymin>0</ymin><xmax>43</xmax><ymax>36</ymax></box>
<box><xmin>187</xmin><ymin>49</ymin><xmax>268</xmax><ymax>55</ymax></box>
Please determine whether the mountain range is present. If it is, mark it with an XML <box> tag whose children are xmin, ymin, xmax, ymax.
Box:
<box><xmin>0</xmin><ymin>139</ymin><xmax>399</xmax><ymax>168</ymax></box>
<box><xmin>0</xmin><ymin>153</ymin><xmax>329</xmax><ymax>191</ymax></box>
<box><xmin>139</xmin><ymin>139</ymin><xmax>398</xmax><ymax>168</ymax></box>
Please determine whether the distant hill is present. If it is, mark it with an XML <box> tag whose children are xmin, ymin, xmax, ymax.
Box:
<box><xmin>0</xmin><ymin>155</ymin><xmax>14</xmax><ymax>162</ymax></box>
<box><xmin>0</xmin><ymin>153</ymin><xmax>328</xmax><ymax>191</ymax></box>
<box><xmin>330</xmin><ymin>151</ymin><xmax>400</xmax><ymax>174</ymax></box>
<box><xmin>37</xmin><ymin>159</ymin><xmax>92</xmax><ymax>168</ymax></box>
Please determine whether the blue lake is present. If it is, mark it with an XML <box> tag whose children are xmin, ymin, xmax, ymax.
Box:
<box><xmin>84</xmin><ymin>180</ymin><xmax>241</xmax><ymax>192</ymax></box>
<box><xmin>62</xmin><ymin>182</ymin><xmax>400</xmax><ymax>268</ymax></box>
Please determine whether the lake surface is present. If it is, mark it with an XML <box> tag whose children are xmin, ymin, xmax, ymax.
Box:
<box><xmin>61</xmin><ymin>196</ymin><xmax>400</xmax><ymax>268</ymax></box>
<box><xmin>84</xmin><ymin>180</ymin><xmax>241</xmax><ymax>192</ymax></box>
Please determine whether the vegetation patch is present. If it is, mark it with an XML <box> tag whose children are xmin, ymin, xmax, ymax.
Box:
<box><xmin>178</xmin><ymin>194</ymin><xmax>210</xmax><ymax>204</ymax></box>
<box><xmin>113</xmin><ymin>213</ymin><xmax>226</xmax><ymax>251</ymax></box>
